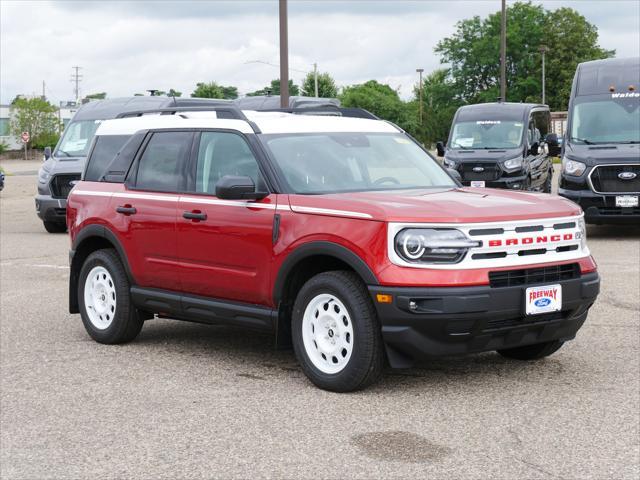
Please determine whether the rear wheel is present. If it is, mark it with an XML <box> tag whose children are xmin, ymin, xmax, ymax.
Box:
<box><xmin>497</xmin><ymin>340</ymin><xmax>564</xmax><ymax>360</ymax></box>
<box><xmin>292</xmin><ymin>271</ymin><xmax>384</xmax><ymax>392</ymax></box>
<box><xmin>78</xmin><ymin>248</ymin><xmax>143</xmax><ymax>344</ymax></box>
<box><xmin>43</xmin><ymin>221</ymin><xmax>66</xmax><ymax>233</ymax></box>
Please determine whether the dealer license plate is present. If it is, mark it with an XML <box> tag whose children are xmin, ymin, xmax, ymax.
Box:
<box><xmin>525</xmin><ymin>284</ymin><xmax>562</xmax><ymax>315</ymax></box>
<box><xmin>615</xmin><ymin>195</ymin><xmax>639</xmax><ymax>208</ymax></box>
<box><xmin>470</xmin><ymin>181</ymin><xmax>486</xmax><ymax>188</ymax></box>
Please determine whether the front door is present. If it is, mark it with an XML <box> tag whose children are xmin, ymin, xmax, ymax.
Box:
<box><xmin>116</xmin><ymin>130</ymin><xmax>193</xmax><ymax>291</ymax></box>
<box><xmin>176</xmin><ymin>131</ymin><xmax>276</xmax><ymax>306</ymax></box>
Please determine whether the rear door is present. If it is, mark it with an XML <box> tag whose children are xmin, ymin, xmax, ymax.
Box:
<box><xmin>176</xmin><ymin>130</ymin><xmax>276</xmax><ymax>305</ymax></box>
<box><xmin>115</xmin><ymin>130</ymin><xmax>194</xmax><ymax>290</ymax></box>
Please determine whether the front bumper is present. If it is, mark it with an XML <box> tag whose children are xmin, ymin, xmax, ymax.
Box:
<box><xmin>369</xmin><ymin>272</ymin><xmax>600</xmax><ymax>368</ymax></box>
<box><xmin>35</xmin><ymin>195</ymin><xmax>67</xmax><ymax>222</ymax></box>
<box><xmin>461</xmin><ymin>172</ymin><xmax>527</xmax><ymax>190</ymax></box>
<box><xmin>559</xmin><ymin>188</ymin><xmax>640</xmax><ymax>224</ymax></box>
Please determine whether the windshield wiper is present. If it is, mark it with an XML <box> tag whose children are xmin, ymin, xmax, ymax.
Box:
<box><xmin>55</xmin><ymin>150</ymin><xmax>72</xmax><ymax>157</ymax></box>
<box><xmin>569</xmin><ymin>136</ymin><xmax>595</xmax><ymax>145</ymax></box>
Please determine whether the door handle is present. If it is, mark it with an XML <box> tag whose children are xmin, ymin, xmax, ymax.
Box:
<box><xmin>183</xmin><ymin>210</ymin><xmax>207</xmax><ymax>221</ymax></box>
<box><xmin>116</xmin><ymin>205</ymin><xmax>137</xmax><ymax>215</ymax></box>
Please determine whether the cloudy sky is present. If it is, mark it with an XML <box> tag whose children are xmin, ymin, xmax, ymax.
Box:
<box><xmin>1</xmin><ymin>0</ymin><xmax>639</xmax><ymax>105</ymax></box>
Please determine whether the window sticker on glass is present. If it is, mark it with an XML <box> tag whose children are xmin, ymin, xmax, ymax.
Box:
<box><xmin>454</xmin><ymin>138</ymin><xmax>474</xmax><ymax>148</ymax></box>
<box><xmin>476</xmin><ymin>120</ymin><xmax>501</xmax><ymax>125</ymax></box>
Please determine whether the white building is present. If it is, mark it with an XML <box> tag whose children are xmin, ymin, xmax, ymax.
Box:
<box><xmin>0</xmin><ymin>101</ymin><xmax>78</xmax><ymax>150</ymax></box>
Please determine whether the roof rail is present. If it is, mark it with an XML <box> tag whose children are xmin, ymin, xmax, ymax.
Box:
<box><xmin>114</xmin><ymin>105</ymin><xmax>262</xmax><ymax>134</ymax></box>
<box><xmin>258</xmin><ymin>106</ymin><xmax>380</xmax><ymax>120</ymax></box>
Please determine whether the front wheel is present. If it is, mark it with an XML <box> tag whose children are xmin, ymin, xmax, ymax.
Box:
<box><xmin>78</xmin><ymin>248</ymin><xmax>144</xmax><ymax>344</ymax></box>
<box><xmin>497</xmin><ymin>340</ymin><xmax>564</xmax><ymax>360</ymax></box>
<box><xmin>292</xmin><ymin>271</ymin><xmax>384</xmax><ymax>392</ymax></box>
<box><xmin>43</xmin><ymin>221</ymin><xmax>66</xmax><ymax>233</ymax></box>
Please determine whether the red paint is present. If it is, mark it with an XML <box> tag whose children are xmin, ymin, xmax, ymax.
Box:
<box><xmin>68</xmin><ymin>182</ymin><xmax>596</xmax><ymax>310</ymax></box>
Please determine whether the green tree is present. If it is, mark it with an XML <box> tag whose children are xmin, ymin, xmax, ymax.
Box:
<box><xmin>9</xmin><ymin>97</ymin><xmax>62</xmax><ymax>150</ymax></box>
<box><xmin>191</xmin><ymin>82</ymin><xmax>238</xmax><ymax>99</ymax></box>
<box><xmin>339</xmin><ymin>80</ymin><xmax>416</xmax><ymax>133</ymax></box>
<box><xmin>415</xmin><ymin>69</ymin><xmax>464</xmax><ymax>145</ymax></box>
<box><xmin>300</xmin><ymin>71</ymin><xmax>338</xmax><ymax>98</ymax></box>
<box><xmin>435</xmin><ymin>1</ymin><xmax>613</xmax><ymax>110</ymax></box>
<box><xmin>247</xmin><ymin>79</ymin><xmax>299</xmax><ymax>97</ymax></box>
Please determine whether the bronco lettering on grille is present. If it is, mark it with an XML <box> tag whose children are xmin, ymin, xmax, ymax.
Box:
<box><xmin>488</xmin><ymin>233</ymin><xmax>573</xmax><ymax>247</ymax></box>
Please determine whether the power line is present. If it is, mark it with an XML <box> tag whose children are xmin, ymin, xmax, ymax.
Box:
<box><xmin>70</xmin><ymin>66</ymin><xmax>83</xmax><ymax>104</ymax></box>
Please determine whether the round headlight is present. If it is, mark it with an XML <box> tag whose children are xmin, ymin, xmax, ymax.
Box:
<box><xmin>394</xmin><ymin>228</ymin><xmax>481</xmax><ymax>264</ymax></box>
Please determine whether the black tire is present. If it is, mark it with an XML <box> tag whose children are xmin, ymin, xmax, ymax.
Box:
<box><xmin>78</xmin><ymin>248</ymin><xmax>143</xmax><ymax>344</ymax></box>
<box><xmin>543</xmin><ymin>170</ymin><xmax>553</xmax><ymax>193</ymax></box>
<box><xmin>43</xmin><ymin>221</ymin><xmax>67</xmax><ymax>233</ymax></box>
<box><xmin>291</xmin><ymin>270</ymin><xmax>384</xmax><ymax>392</ymax></box>
<box><xmin>497</xmin><ymin>340</ymin><xmax>564</xmax><ymax>360</ymax></box>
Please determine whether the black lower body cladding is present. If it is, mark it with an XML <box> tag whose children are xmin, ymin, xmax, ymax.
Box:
<box><xmin>368</xmin><ymin>272</ymin><xmax>600</xmax><ymax>368</ymax></box>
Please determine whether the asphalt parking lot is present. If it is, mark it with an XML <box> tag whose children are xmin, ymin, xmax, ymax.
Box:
<box><xmin>1</xmin><ymin>162</ymin><xmax>639</xmax><ymax>479</ymax></box>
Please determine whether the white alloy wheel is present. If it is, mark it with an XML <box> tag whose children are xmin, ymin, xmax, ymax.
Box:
<box><xmin>302</xmin><ymin>293</ymin><xmax>354</xmax><ymax>374</ymax></box>
<box><xmin>83</xmin><ymin>266</ymin><xmax>117</xmax><ymax>330</ymax></box>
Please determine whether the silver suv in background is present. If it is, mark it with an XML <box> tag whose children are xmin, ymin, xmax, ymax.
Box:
<box><xmin>35</xmin><ymin>96</ymin><xmax>228</xmax><ymax>233</ymax></box>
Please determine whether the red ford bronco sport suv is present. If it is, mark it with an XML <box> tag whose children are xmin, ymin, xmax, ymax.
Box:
<box><xmin>67</xmin><ymin>105</ymin><xmax>600</xmax><ymax>392</ymax></box>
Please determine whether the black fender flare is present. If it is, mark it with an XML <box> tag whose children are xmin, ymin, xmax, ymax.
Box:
<box><xmin>272</xmin><ymin>241</ymin><xmax>379</xmax><ymax>305</ymax></box>
<box><xmin>69</xmin><ymin>225</ymin><xmax>135</xmax><ymax>313</ymax></box>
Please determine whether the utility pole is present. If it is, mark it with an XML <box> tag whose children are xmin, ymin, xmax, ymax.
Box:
<box><xmin>313</xmin><ymin>62</ymin><xmax>319</xmax><ymax>98</ymax></box>
<box><xmin>539</xmin><ymin>45</ymin><xmax>548</xmax><ymax>104</ymax></box>
<box><xmin>42</xmin><ymin>80</ymin><xmax>46</xmax><ymax>100</ymax></box>
<box><xmin>279</xmin><ymin>0</ymin><xmax>289</xmax><ymax>108</ymax></box>
<box><xmin>416</xmin><ymin>68</ymin><xmax>424</xmax><ymax>124</ymax></box>
<box><xmin>500</xmin><ymin>0</ymin><xmax>507</xmax><ymax>102</ymax></box>
<box><xmin>71</xmin><ymin>66</ymin><xmax>82</xmax><ymax>105</ymax></box>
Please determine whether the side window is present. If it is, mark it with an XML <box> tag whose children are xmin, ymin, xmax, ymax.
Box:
<box><xmin>84</xmin><ymin>135</ymin><xmax>131</xmax><ymax>181</ymax></box>
<box><xmin>533</xmin><ymin>110</ymin><xmax>550</xmax><ymax>140</ymax></box>
<box><xmin>194</xmin><ymin>132</ymin><xmax>261</xmax><ymax>194</ymax></box>
<box><xmin>527</xmin><ymin>119</ymin><xmax>539</xmax><ymax>146</ymax></box>
<box><xmin>135</xmin><ymin>131</ymin><xmax>192</xmax><ymax>192</ymax></box>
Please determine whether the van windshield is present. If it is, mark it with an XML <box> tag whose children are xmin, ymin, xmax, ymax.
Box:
<box><xmin>450</xmin><ymin>121</ymin><xmax>524</xmax><ymax>149</ymax></box>
<box><xmin>55</xmin><ymin>120</ymin><xmax>102</xmax><ymax>157</ymax></box>
<box><xmin>262</xmin><ymin>133</ymin><xmax>456</xmax><ymax>194</ymax></box>
<box><xmin>570</xmin><ymin>95</ymin><xmax>640</xmax><ymax>144</ymax></box>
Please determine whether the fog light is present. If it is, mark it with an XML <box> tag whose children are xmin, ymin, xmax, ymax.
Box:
<box><xmin>409</xmin><ymin>301</ymin><xmax>418</xmax><ymax>310</ymax></box>
<box><xmin>511</xmin><ymin>183</ymin><xmax>521</xmax><ymax>189</ymax></box>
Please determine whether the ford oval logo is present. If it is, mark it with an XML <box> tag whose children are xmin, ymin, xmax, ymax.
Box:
<box><xmin>534</xmin><ymin>298</ymin><xmax>551</xmax><ymax>307</ymax></box>
<box><xmin>473</xmin><ymin>166</ymin><xmax>485</xmax><ymax>173</ymax></box>
<box><xmin>618</xmin><ymin>171</ymin><xmax>637</xmax><ymax>180</ymax></box>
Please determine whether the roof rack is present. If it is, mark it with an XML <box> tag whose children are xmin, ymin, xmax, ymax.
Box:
<box><xmin>258</xmin><ymin>106</ymin><xmax>380</xmax><ymax>120</ymax></box>
<box><xmin>114</xmin><ymin>105</ymin><xmax>262</xmax><ymax>134</ymax></box>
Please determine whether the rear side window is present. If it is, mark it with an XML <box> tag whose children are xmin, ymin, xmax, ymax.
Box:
<box><xmin>135</xmin><ymin>131</ymin><xmax>193</xmax><ymax>192</ymax></box>
<box><xmin>84</xmin><ymin>135</ymin><xmax>131</xmax><ymax>181</ymax></box>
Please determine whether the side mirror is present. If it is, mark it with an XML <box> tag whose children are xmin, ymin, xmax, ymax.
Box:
<box><xmin>215</xmin><ymin>175</ymin><xmax>268</xmax><ymax>201</ymax></box>
<box><xmin>436</xmin><ymin>141</ymin><xmax>446</xmax><ymax>157</ymax></box>
<box><xmin>545</xmin><ymin>133</ymin><xmax>561</xmax><ymax>156</ymax></box>
<box><xmin>447</xmin><ymin>168</ymin><xmax>462</xmax><ymax>183</ymax></box>
<box><xmin>44</xmin><ymin>146</ymin><xmax>52</xmax><ymax>161</ymax></box>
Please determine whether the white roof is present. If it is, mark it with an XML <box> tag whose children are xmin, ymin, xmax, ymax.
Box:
<box><xmin>95</xmin><ymin>114</ymin><xmax>255</xmax><ymax>136</ymax></box>
<box><xmin>95</xmin><ymin>110</ymin><xmax>400</xmax><ymax>137</ymax></box>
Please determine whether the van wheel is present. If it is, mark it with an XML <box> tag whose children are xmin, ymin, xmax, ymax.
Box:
<box><xmin>78</xmin><ymin>248</ymin><xmax>143</xmax><ymax>344</ymax></box>
<box><xmin>292</xmin><ymin>271</ymin><xmax>384</xmax><ymax>392</ymax></box>
<box><xmin>497</xmin><ymin>340</ymin><xmax>564</xmax><ymax>360</ymax></box>
<box><xmin>43</xmin><ymin>221</ymin><xmax>66</xmax><ymax>233</ymax></box>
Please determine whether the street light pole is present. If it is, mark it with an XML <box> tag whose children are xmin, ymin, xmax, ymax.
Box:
<box><xmin>313</xmin><ymin>63</ymin><xmax>319</xmax><ymax>98</ymax></box>
<box><xmin>416</xmin><ymin>68</ymin><xmax>424</xmax><ymax>124</ymax></box>
<box><xmin>500</xmin><ymin>0</ymin><xmax>507</xmax><ymax>102</ymax></box>
<box><xmin>539</xmin><ymin>45</ymin><xmax>548</xmax><ymax>104</ymax></box>
<box><xmin>279</xmin><ymin>0</ymin><xmax>289</xmax><ymax>108</ymax></box>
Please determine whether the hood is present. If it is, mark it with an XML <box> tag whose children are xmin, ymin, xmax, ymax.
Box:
<box><xmin>564</xmin><ymin>142</ymin><xmax>640</xmax><ymax>166</ymax></box>
<box><xmin>444</xmin><ymin>147</ymin><xmax>522</xmax><ymax>163</ymax></box>
<box><xmin>42</xmin><ymin>156</ymin><xmax>86</xmax><ymax>175</ymax></box>
<box><xmin>288</xmin><ymin>188</ymin><xmax>582</xmax><ymax>223</ymax></box>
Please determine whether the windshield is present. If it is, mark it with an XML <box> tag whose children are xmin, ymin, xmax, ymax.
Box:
<box><xmin>570</xmin><ymin>95</ymin><xmax>640</xmax><ymax>144</ymax></box>
<box><xmin>449</xmin><ymin>120</ymin><xmax>524</xmax><ymax>149</ymax></box>
<box><xmin>261</xmin><ymin>133</ymin><xmax>456</xmax><ymax>194</ymax></box>
<box><xmin>55</xmin><ymin>120</ymin><xmax>102</xmax><ymax>157</ymax></box>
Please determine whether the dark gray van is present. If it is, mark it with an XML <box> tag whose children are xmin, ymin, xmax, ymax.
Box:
<box><xmin>35</xmin><ymin>96</ymin><xmax>228</xmax><ymax>233</ymax></box>
<box><xmin>558</xmin><ymin>57</ymin><xmax>640</xmax><ymax>224</ymax></box>
<box><xmin>436</xmin><ymin>103</ymin><xmax>560</xmax><ymax>191</ymax></box>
